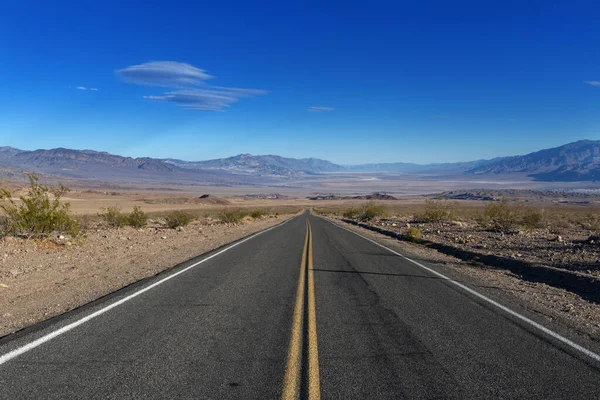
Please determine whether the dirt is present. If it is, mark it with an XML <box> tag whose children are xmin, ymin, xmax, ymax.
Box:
<box><xmin>328</xmin><ymin>216</ymin><xmax>600</xmax><ymax>342</ymax></box>
<box><xmin>0</xmin><ymin>214</ymin><xmax>295</xmax><ymax>337</ymax></box>
<box><xmin>373</xmin><ymin>218</ymin><xmax>600</xmax><ymax>278</ymax></box>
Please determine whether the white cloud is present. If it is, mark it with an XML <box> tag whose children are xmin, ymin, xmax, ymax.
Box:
<box><xmin>76</xmin><ymin>86</ymin><xmax>87</xmax><ymax>90</ymax></box>
<box><xmin>117</xmin><ymin>61</ymin><xmax>213</xmax><ymax>87</ymax></box>
<box><xmin>90</xmin><ymin>88</ymin><xmax>98</xmax><ymax>91</ymax></box>
<box><xmin>118</xmin><ymin>61</ymin><xmax>266</xmax><ymax>111</ymax></box>
<box><xmin>307</xmin><ymin>106</ymin><xmax>334</xmax><ymax>112</ymax></box>
<box><xmin>585</xmin><ymin>81</ymin><xmax>600</xmax><ymax>86</ymax></box>
<box><xmin>143</xmin><ymin>87</ymin><xmax>266</xmax><ymax>111</ymax></box>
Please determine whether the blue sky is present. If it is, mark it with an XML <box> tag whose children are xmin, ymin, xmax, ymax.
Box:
<box><xmin>1</xmin><ymin>0</ymin><xmax>599</xmax><ymax>164</ymax></box>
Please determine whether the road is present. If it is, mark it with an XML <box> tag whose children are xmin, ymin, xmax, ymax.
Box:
<box><xmin>1</xmin><ymin>212</ymin><xmax>599</xmax><ymax>399</ymax></box>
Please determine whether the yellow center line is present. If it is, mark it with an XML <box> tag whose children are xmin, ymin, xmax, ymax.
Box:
<box><xmin>282</xmin><ymin>218</ymin><xmax>321</xmax><ymax>400</ymax></box>
<box><xmin>307</xmin><ymin>222</ymin><xmax>321</xmax><ymax>399</ymax></box>
<box><xmin>282</xmin><ymin>220</ymin><xmax>309</xmax><ymax>399</ymax></box>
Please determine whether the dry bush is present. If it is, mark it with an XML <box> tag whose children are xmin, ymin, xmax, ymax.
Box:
<box><xmin>0</xmin><ymin>174</ymin><xmax>79</xmax><ymax>238</ymax></box>
<box><xmin>521</xmin><ymin>208</ymin><xmax>545</xmax><ymax>230</ymax></box>
<box><xmin>100</xmin><ymin>205</ymin><xmax>148</xmax><ymax>228</ymax></box>
<box><xmin>406</xmin><ymin>227</ymin><xmax>423</xmax><ymax>242</ymax></box>
<box><xmin>477</xmin><ymin>198</ymin><xmax>521</xmax><ymax>233</ymax></box>
<box><xmin>342</xmin><ymin>208</ymin><xmax>360</xmax><ymax>218</ymax></box>
<box><xmin>422</xmin><ymin>199</ymin><xmax>457</xmax><ymax>223</ymax></box>
<box><xmin>250</xmin><ymin>209</ymin><xmax>268</xmax><ymax>218</ymax></box>
<box><xmin>100</xmin><ymin>206</ymin><xmax>127</xmax><ymax>228</ymax></box>
<box><xmin>219</xmin><ymin>209</ymin><xmax>247</xmax><ymax>224</ymax></box>
<box><xmin>164</xmin><ymin>211</ymin><xmax>193</xmax><ymax>228</ymax></box>
<box><xmin>127</xmin><ymin>206</ymin><xmax>148</xmax><ymax>228</ymax></box>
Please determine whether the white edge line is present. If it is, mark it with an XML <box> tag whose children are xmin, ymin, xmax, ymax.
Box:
<box><xmin>0</xmin><ymin>217</ymin><xmax>295</xmax><ymax>366</ymax></box>
<box><xmin>321</xmin><ymin>217</ymin><xmax>600</xmax><ymax>364</ymax></box>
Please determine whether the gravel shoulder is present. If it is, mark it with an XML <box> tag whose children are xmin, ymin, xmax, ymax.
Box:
<box><xmin>323</xmin><ymin>216</ymin><xmax>600</xmax><ymax>343</ymax></box>
<box><xmin>0</xmin><ymin>214</ymin><xmax>295</xmax><ymax>337</ymax></box>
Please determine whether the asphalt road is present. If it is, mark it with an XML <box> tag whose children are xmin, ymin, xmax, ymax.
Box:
<box><xmin>1</xmin><ymin>212</ymin><xmax>599</xmax><ymax>399</ymax></box>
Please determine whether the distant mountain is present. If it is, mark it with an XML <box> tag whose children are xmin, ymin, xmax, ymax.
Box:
<box><xmin>465</xmin><ymin>140</ymin><xmax>600</xmax><ymax>181</ymax></box>
<box><xmin>0</xmin><ymin>140</ymin><xmax>599</xmax><ymax>184</ymax></box>
<box><xmin>164</xmin><ymin>154</ymin><xmax>345</xmax><ymax>176</ymax></box>
<box><xmin>15</xmin><ymin>148</ymin><xmax>174</xmax><ymax>172</ymax></box>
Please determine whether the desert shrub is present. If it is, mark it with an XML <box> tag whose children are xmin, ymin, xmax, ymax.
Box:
<box><xmin>249</xmin><ymin>209</ymin><xmax>267</xmax><ymax>218</ymax></box>
<box><xmin>358</xmin><ymin>201</ymin><xmax>388</xmax><ymax>221</ymax></box>
<box><xmin>100</xmin><ymin>206</ymin><xmax>128</xmax><ymax>228</ymax></box>
<box><xmin>0</xmin><ymin>174</ymin><xmax>79</xmax><ymax>238</ymax></box>
<box><xmin>522</xmin><ymin>209</ymin><xmax>544</xmax><ymax>230</ymax></box>
<box><xmin>422</xmin><ymin>199</ymin><xmax>457</xmax><ymax>223</ymax></box>
<box><xmin>342</xmin><ymin>208</ymin><xmax>360</xmax><ymax>219</ymax></box>
<box><xmin>219</xmin><ymin>209</ymin><xmax>247</xmax><ymax>224</ymax></box>
<box><xmin>477</xmin><ymin>198</ymin><xmax>520</xmax><ymax>233</ymax></box>
<box><xmin>164</xmin><ymin>210</ymin><xmax>193</xmax><ymax>228</ymax></box>
<box><xmin>406</xmin><ymin>227</ymin><xmax>423</xmax><ymax>242</ymax></box>
<box><xmin>126</xmin><ymin>206</ymin><xmax>148</xmax><ymax>228</ymax></box>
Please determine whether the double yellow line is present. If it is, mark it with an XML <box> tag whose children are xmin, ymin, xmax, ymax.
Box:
<box><xmin>282</xmin><ymin>219</ymin><xmax>320</xmax><ymax>400</ymax></box>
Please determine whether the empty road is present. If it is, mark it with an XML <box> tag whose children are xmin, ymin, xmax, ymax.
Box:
<box><xmin>1</xmin><ymin>212</ymin><xmax>599</xmax><ymax>399</ymax></box>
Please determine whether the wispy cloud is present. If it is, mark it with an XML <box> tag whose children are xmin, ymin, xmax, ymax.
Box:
<box><xmin>117</xmin><ymin>61</ymin><xmax>213</xmax><ymax>87</ymax></box>
<box><xmin>585</xmin><ymin>81</ymin><xmax>600</xmax><ymax>86</ymax></box>
<box><xmin>307</xmin><ymin>106</ymin><xmax>334</xmax><ymax>112</ymax></box>
<box><xmin>117</xmin><ymin>61</ymin><xmax>265</xmax><ymax>111</ymax></box>
<box><xmin>143</xmin><ymin>88</ymin><xmax>267</xmax><ymax>111</ymax></box>
<box><xmin>75</xmin><ymin>86</ymin><xmax>98</xmax><ymax>91</ymax></box>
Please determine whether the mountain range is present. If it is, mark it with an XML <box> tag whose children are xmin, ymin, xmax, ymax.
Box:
<box><xmin>0</xmin><ymin>140</ymin><xmax>598</xmax><ymax>184</ymax></box>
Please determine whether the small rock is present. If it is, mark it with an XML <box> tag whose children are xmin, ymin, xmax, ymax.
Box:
<box><xmin>391</xmin><ymin>223</ymin><xmax>397</xmax><ymax>227</ymax></box>
<box><xmin>58</xmin><ymin>235</ymin><xmax>65</xmax><ymax>240</ymax></box>
<box><xmin>161</xmin><ymin>236</ymin><xmax>167</xmax><ymax>240</ymax></box>
<box><xmin>65</xmin><ymin>241</ymin><xmax>72</xmax><ymax>246</ymax></box>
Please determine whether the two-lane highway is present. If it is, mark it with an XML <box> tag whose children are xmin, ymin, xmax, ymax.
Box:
<box><xmin>1</xmin><ymin>212</ymin><xmax>599</xmax><ymax>399</ymax></box>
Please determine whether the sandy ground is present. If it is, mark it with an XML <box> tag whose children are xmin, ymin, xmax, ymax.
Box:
<box><xmin>0</xmin><ymin>214</ymin><xmax>296</xmax><ymax>337</ymax></box>
<box><xmin>325</xmin><ymin>216</ymin><xmax>600</xmax><ymax>342</ymax></box>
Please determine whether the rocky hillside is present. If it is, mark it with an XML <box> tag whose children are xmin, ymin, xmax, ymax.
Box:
<box><xmin>465</xmin><ymin>140</ymin><xmax>600</xmax><ymax>181</ymax></box>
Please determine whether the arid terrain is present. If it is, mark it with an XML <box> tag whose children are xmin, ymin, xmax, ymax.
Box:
<box><xmin>1</xmin><ymin>181</ymin><xmax>600</xmax><ymax>344</ymax></box>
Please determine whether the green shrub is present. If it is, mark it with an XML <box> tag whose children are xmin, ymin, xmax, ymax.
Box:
<box><xmin>358</xmin><ymin>201</ymin><xmax>388</xmax><ymax>221</ymax></box>
<box><xmin>127</xmin><ymin>205</ymin><xmax>148</xmax><ymax>228</ymax></box>
<box><xmin>100</xmin><ymin>206</ymin><xmax>128</xmax><ymax>228</ymax></box>
<box><xmin>478</xmin><ymin>198</ymin><xmax>520</xmax><ymax>233</ymax></box>
<box><xmin>342</xmin><ymin>208</ymin><xmax>360</xmax><ymax>218</ymax></box>
<box><xmin>164</xmin><ymin>211</ymin><xmax>193</xmax><ymax>228</ymax></box>
<box><xmin>522</xmin><ymin>209</ymin><xmax>544</xmax><ymax>230</ymax></box>
<box><xmin>0</xmin><ymin>174</ymin><xmax>79</xmax><ymax>238</ymax></box>
<box><xmin>100</xmin><ymin>205</ymin><xmax>148</xmax><ymax>228</ymax></box>
<box><xmin>219</xmin><ymin>209</ymin><xmax>247</xmax><ymax>224</ymax></box>
<box><xmin>249</xmin><ymin>209</ymin><xmax>266</xmax><ymax>218</ymax></box>
<box><xmin>422</xmin><ymin>199</ymin><xmax>457</xmax><ymax>223</ymax></box>
<box><xmin>406</xmin><ymin>227</ymin><xmax>423</xmax><ymax>242</ymax></box>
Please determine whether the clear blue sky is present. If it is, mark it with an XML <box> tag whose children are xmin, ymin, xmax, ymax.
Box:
<box><xmin>1</xmin><ymin>0</ymin><xmax>599</xmax><ymax>164</ymax></box>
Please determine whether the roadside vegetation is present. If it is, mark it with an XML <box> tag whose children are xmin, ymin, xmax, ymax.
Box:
<box><xmin>0</xmin><ymin>174</ymin><xmax>79</xmax><ymax>238</ymax></box>
<box><xmin>99</xmin><ymin>205</ymin><xmax>148</xmax><ymax>228</ymax></box>
<box><xmin>164</xmin><ymin>210</ymin><xmax>193</xmax><ymax>228</ymax></box>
